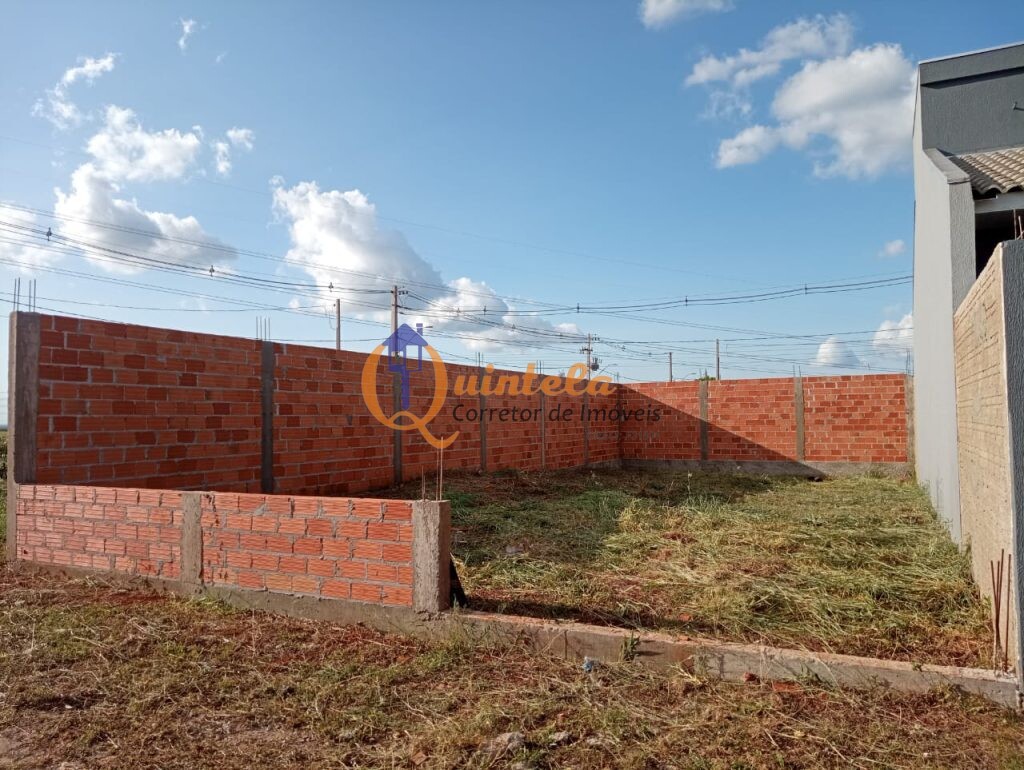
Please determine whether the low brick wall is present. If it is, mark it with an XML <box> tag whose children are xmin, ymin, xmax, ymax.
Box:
<box><xmin>13</xmin><ymin>484</ymin><xmax>437</xmax><ymax>612</ymax></box>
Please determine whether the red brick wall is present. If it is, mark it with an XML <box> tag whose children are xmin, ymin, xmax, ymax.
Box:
<box><xmin>707</xmin><ymin>379</ymin><xmax>797</xmax><ymax>461</ymax></box>
<box><xmin>14</xmin><ymin>484</ymin><xmax>183</xmax><ymax>578</ymax></box>
<box><xmin>272</xmin><ymin>343</ymin><xmax>394</xmax><ymax>496</ymax></box>
<box><xmin>30</xmin><ymin>315</ymin><xmax>908</xmax><ymax>495</ymax></box>
<box><xmin>201</xmin><ymin>491</ymin><xmax>413</xmax><ymax>607</ymax></box>
<box><xmin>620</xmin><ymin>376</ymin><xmax>908</xmax><ymax>464</ymax></box>
<box><xmin>803</xmin><ymin>375</ymin><xmax>908</xmax><ymax>463</ymax></box>
<box><xmin>620</xmin><ymin>382</ymin><xmax>702</xmax><ymax>460</ymax></box>
<box><xmin>14</xmin><ymin>484</ymin><xmax>414</xmax><ymax>609</ymax></box>
<box><xmin>36</xmin><ymin>314</ymin><xmax>262</xmax><ymax>491</ymax></box>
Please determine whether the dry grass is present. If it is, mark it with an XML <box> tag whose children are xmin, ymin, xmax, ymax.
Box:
<box><xmin>391</xmin><ymin>468</ymin><xmax>991</xmax><ymax>667</ymax></box>
<box><xmin>0</xmin><ymin>569</ymin><xmax>1022</xmax><ymax>769</ymax></box>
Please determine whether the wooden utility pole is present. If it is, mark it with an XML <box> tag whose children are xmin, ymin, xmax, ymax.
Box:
<box><xmin>335</xmin><ymin>298</ymin><xmax>341</xmax><ymax>351</ymax></box>
<box><xmin>669</xmin><ymin>352</ymin><xmax>674</xmax><ymax>382</ymax></box>
<box><xmin>715</xmin><ymin>339</ymin><xmax>720</xmax><ymax>380</ymax></box>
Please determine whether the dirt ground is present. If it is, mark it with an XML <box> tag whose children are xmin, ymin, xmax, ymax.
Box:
<box><xmin>0</xmin><ymin>568</ymin><xmax>1022</xmax><ymax>769</ymax></box>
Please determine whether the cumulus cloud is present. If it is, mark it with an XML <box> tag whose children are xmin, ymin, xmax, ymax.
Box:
<box><xmin>51</xmin><ymin>107</ymin><xmax>234</xmax><ymax>273</ymax></box>
<box><xmin>271</xmin><ymin>180</ymin><xmax>580</xmax><ymax>350</ymax></box>
<box><xmin>687</xmin><ymin>15</ymin><xmax>914</xmax><ymax>179</ymax></box>
<box><xmin>873</xmin><ymin>313</ymin><xmax>913</xmax><ymax>359</ymax></box>
<box><xmin>213</xmin><ymin>127</ymin><xmax>255</xmax><ymax>176</ymax></box>
<box><xmin>178</xmin><ymin>18</ymin><xmax>197</xmax><ymax>52</ymax></box>
<box><xmin>640</xmin><ymin>0</ymin><xmax>732</xmax><ymax>28</ymax></box>
<box><xmin>813</xmin><ymin>337</ymin><xmax>863</xmax><ymax>369</ymax></box>
<box><xmin>87</xmin><ymin>106</ymin><xmax>202</xmax><ymax>182</ymax></box>
<box><xmin>712</xmin><ymin>44</ymin><xmax>915</xmax><ymax>178</ymax></box>
<box><xmin>878</xmin><ymin>239</ymin><xmax>906</xmax><ymax>258</ymax></box>
<box><xmin>32</xmin><ymin>53</ymin><xmax>117</xmax><ymax>130</ymax></box>
<box><xmin>686</xmin><ymin>15</ymin><xmax>853</xmax><ymax>88</ymax></box>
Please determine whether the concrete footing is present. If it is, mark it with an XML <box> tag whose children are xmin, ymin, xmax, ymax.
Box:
<box><xmin>10</xmin><ymin>561</ymin><xmax>1018</xmax><ymax>709</ymax></box>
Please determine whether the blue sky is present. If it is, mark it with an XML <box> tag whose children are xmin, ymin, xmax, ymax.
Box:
<box><xmin>0</xmin><ymin>1</ymin><xmax>1018</xmax><ymax>384</ymax></box>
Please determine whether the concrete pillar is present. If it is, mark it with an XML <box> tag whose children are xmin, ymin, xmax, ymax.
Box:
<box><xmin>539</xmin><ymin>392</ymin><xmax>547</xmax><ymax>470</ymax></box>
<box><xmin>699</xmin><ymin>380</ymin><xmax>709</xmax><ymax>461</ymax></box>
<box><xmin>180</xmin><ymin>492</ymin><xmax>204</xmax><ymax>592</ymax></box>
<box><xmin>479</xmin><ymin>392</ymin><xmax>488</xmax><ymax>472</ymax></box>
<box><xmin>412</xmin><ymin>500</ymin><xmax>451</xmax><ymax>613</ymax></box>
<box><xmin>794</xmin><ymin>376</ymin><xmax>806</xmax><ymax>462</ymax></box>
<box><xmin>7</xmin><ymin>311</ymin><xmax>40</xmax><ymax>564</ymax></box>
<box><xmin>260</xmin><ymin>340</ymin><xmax>275</xmax><ymax>494</ymax></box>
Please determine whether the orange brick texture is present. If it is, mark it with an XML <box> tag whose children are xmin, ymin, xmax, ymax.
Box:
<box><xmin>36</xmin><ymin>315</ymin><xmax>262</xmax><ymax>490</ymax></box>
<box><xmin>15</xmin><ymin>484</ymin><xmax>414</xmax><ymax>608</ymax></box>
<box><xmin>201</xmin><ymin>492</ymin><xmax>413</xmax><ymax>607</ymax></box>
<box><xmin>14</xmin><ymin>484</ymin><xmax>183</xmax><ymax>578</ymax></box>
<box><xmin>33</xmin><ymin>314</ymin><xmax>907</xmax><ymax>497</ymax></box>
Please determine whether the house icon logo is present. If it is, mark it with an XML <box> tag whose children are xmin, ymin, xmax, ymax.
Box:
<box><xmin>360</xmin><ymin>323</ymin><xmax>458</xmax><ymax>449</ymax></box>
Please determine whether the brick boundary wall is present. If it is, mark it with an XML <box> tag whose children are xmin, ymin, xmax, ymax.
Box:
<box><xmin>12</xmin><ymin>483</ymin><xmax>451</xmax><ymax>613</ymax></box>
<box><xmin>18</xmin><ymin>312</ymin><xmax>910</xmax><ymax>498</ymax></box>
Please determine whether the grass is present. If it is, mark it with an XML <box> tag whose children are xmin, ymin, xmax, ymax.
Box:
<box><xmin>0</xmin><ymin>569</ymin><xmax>1022</xmax><ymax>769</ymax></box>
<box><xmin>391</xmin><ymin>468</ymin><xmax>991</xmax><ymax>667</ymax></box>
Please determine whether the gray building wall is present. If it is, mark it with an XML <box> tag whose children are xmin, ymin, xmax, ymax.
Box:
<box><xmin>913</xmin><ymin>42</ymin><xmax>1024</xmax><ymax>540</ymax></box>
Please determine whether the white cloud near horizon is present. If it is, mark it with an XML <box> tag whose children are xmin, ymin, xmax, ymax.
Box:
<box><xmin>640</xmin><ymin>0</ymin><xmax>733</xmax><ymax>28</ymax></box>
<box><xmin>271</xmin><ymin>180</ymin><xmax>580</xmax><ymax>350</ymax></box>
<box><xmin>32</xmin><ymin>53</ymin><xmax>118</xmax><ymax>130</ymax></box>
<box><xmin>813</xmin><ymin>336</ymin><xmax>863</xmax><ymax>369</ymax></box>
<box><xmin>873</xmin><ymin>312</ymin><xmax>913</xmax><ymax>359</ymax></box>
<box><xmin>878</xmin><ymin>238</ymin><xmax>906</xmax><ymax>257</ymax></box>
<box><xmin>178</xmin><ymin>18</ymin><xmax>197</xmax><ymax>52</ymax></box>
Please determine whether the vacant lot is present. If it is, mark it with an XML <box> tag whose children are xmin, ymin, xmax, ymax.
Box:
<box><xmin>0</xmin><ymin>569</ymin><xmax>1022</xmax><ymax>769</ymax></box>
<box><xmin>393</xmin><ymin>469</ymin><xmax>991</xmax><ymax>666</ymax></box>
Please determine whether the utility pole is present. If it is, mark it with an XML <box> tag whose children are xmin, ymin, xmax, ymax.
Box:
<box><xmin>668</xmin><ymin>352</ymin><xmax>674</xmax><ymax>382</ymax></box>
<box><xmin>715</xmin><ymin>339</ymin><xmax>721</xmax><ymax>381</ymax></box>
<box><xmin>581</xmin><ymin>333</ymin><xmax>593</xmax><ymax>377</ymax></box>
<box><xmin>391</xmin><ymin>285</ymin><xmax>399</xmax><ymax>341</ymax></box>
<box><xmin>335</xmin><ymin>298</ymin><xmax>341</xmax><ymax>351</ymax></box>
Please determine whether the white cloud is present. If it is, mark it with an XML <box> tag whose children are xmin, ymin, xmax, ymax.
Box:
<box><xmin>87</xmin><ymin>106</ymin><xmax>202</xmax><ymax>182</ymax></box>
<box><xmin>686</xmin><ymin>15</ymin><xmax>853</xmax><ymax>88</ymax></box>
<box><xmin>271</xmin><ymin>180</ymin><xmax>581</xmax><ymax>350</ymax></box>
<box><xmin>640</xmin><ymin>0</ymin><xmax>732</xmax><ymax>28</ymax></box>
<box><xmin>50</xmin><ymin>106</ymin><xmax>233</xmax><ymax>274</ymax></box>
<box><xmin>32</xmin><ymin>53</ymin><xmax>117</xmax><ymax>130</ymax></box>
<box><xmin>178</xmin><ymin>18</ymin><xmax>197</xmax><ymax>52</ymax></box>
<box><xmin>712</xmin><ymin>44</ymin><xmax>915</xmax><ymax>178</ymax></box>
<box><xmin>873</xmin><ymin>313</ymin><xmax>913</xmax><ymax>358</ymax></box>
<box><xmin>211</xmin><ymin>127</ymin><xmax>254</xmax><ymax>177</ymax></box>
<box><xmin>878</xmin><ymin>239</ymin><xmax>906</xmax><ymax>258</ymax></box>
<box><xmin>215</xmin><ymin>52</ymin><xmax>228</xmax><ymax>65</ymax></box>
<box><xmin>813</xmin><ymin>337</ymin><xmax>863</xmax><ymax>369</ymax></box>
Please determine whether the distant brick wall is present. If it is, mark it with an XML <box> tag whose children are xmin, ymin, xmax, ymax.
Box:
<box><xmin>620</xmin><ymin>376</ymin><xmax>907</xmax><ymax>465</ymax></box>
<box><xmin>27</xmin><ymin>314</ymin><xmax>909</xmax><ymax>499</ymax></box>
<box><xmin>14</xmin><ymin>483</ymin><xmax>415</xmax><ymax>609</ymax></box>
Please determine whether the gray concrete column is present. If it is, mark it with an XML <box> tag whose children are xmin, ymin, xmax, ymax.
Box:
<box><xmin>699</xmin><ymin>380</ymin><xmax>709</xmax><ymax>461</ymax></box>
<box><xmin>260</xmin><ymin>340</ymin><xmax>275</xmax><ymax>494</ymax></box>
<box><xmin>180</xmin><ymin>492</ymin><xmax>204</xmax><ymax>592</ymax></box>
<box><xmin>412</xmin><ymin>500</ymin><xmax>451</xmax><ymax>613</ymax></box>
<box><xmin>7</xmin><ymin>311</ymin><xmax>40</xmax><ymax>564</ymax></box>
<box><xmin>794</xmin><ymin>376</ymin><xmax>806</xmax><ymax>462</ymax></box>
